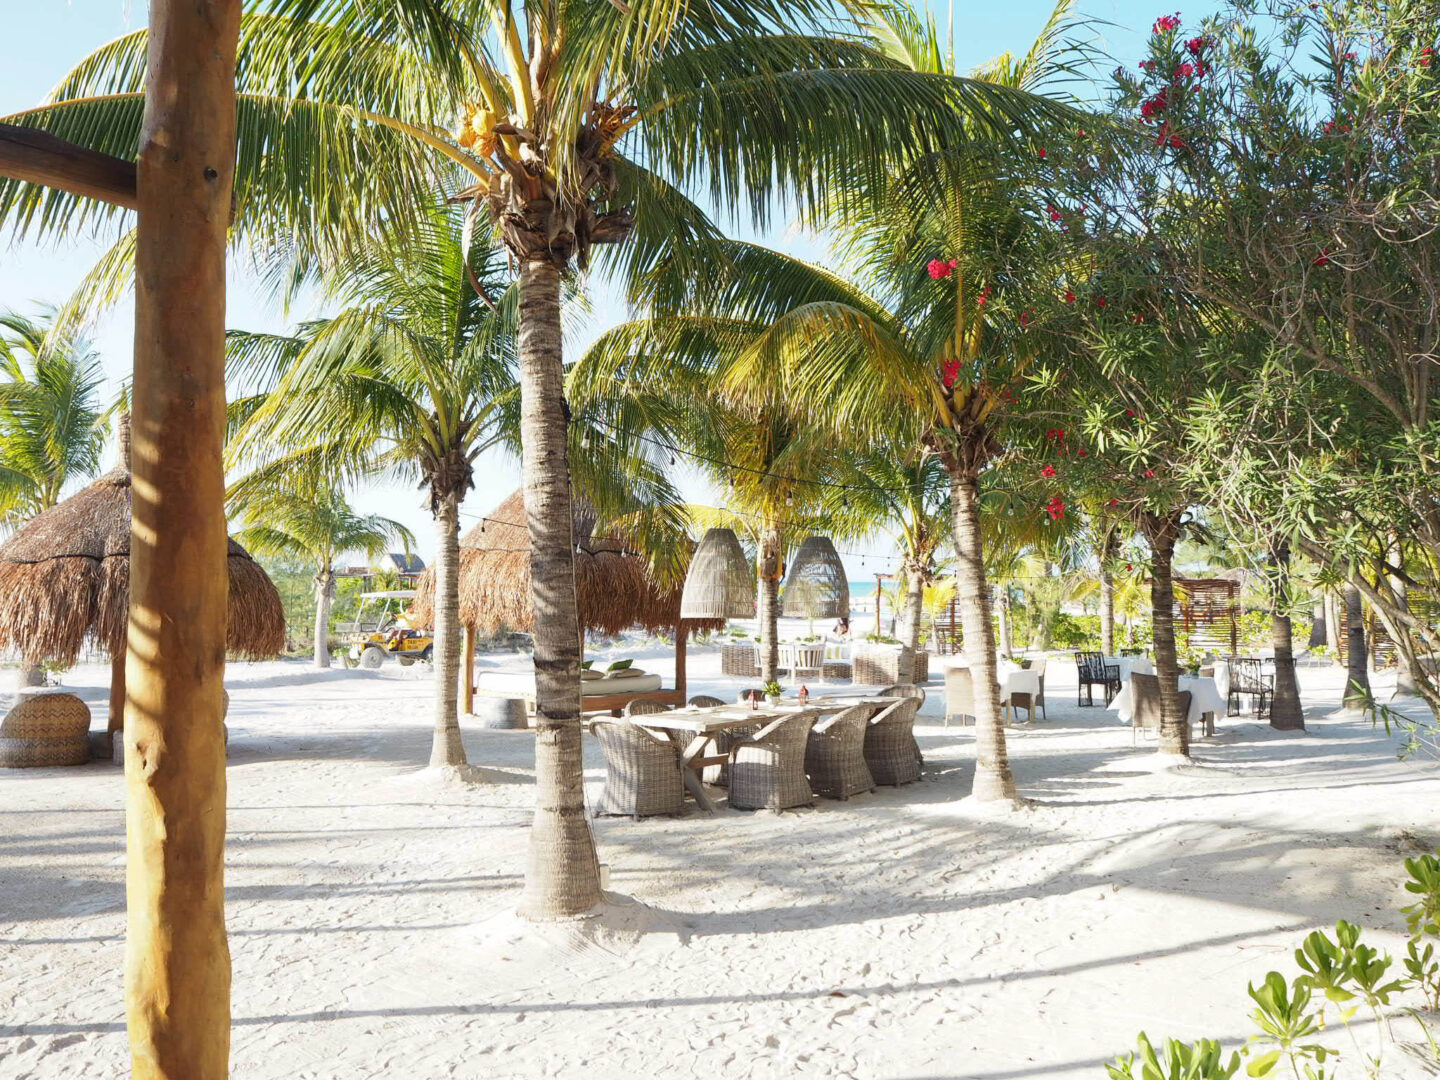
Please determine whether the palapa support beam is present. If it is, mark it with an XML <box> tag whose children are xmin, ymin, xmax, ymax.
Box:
<box><xmin>124</xmin><ymin>1</ymin><xmax>240</xmax><ymax>1077</ymax></box>
<box><xmin>0</xmin><ymin>123</ymin><xmax>137</xmax><ymax>210</ymax></box>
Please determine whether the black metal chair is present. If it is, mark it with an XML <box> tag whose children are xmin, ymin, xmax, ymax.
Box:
<box><xmin>1075</xmin><ymin>651</ymin><xmax>1121</xmax><ymax>707</ymax></box>
<box><xmin>1227</xmin><ymin>657</ymin><xmax>1273</xmax><ymax>719</ymax></box>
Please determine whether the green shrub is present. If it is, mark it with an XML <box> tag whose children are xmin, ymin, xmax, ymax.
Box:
<box><xmin>1052</xmin><ymin>613</ymin><xmax>1101</xmax><ymax>650</ymax></box>
<box><xmin>1108</xmin><ymin>852</ymin><xmax>1440</xmax><ymax>1078</ymax></box>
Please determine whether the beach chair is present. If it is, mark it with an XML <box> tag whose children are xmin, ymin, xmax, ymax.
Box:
<box><xmin>590</xmin><ymin>720</ymin><xmax>686</xmax><ymax>819</ymax></box>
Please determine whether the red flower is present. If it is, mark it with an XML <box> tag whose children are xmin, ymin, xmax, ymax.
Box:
<box><xmin>1177</xmin><ymin>62</ymin><xmax>1195</xmax><ymax>76</ymax></box>
<box><xmin>1078</xmin><ymin>448</ymin><xmax>1089</xmax><ymax>457</ymax></box>
<box><xmin>1046</xmin><ymin>495</ymin><xmax>1067</xmax><ymax>521</ymax></box>
<box><xmin>1095</xmin><ymin>297</ymin><xmax>1107</xmax><ymax>308</ymax></box>
<box><xmin>927</xmin><ymin>258</ymin><xmax>953</xmax><ymax>279</ymax></box>
<box><xmin>1132</xmin><ymin>313</ymin><xmax>1145</xmax><ymax>323</ymax></box>
<box><xmin>1019</xmin><ymin>310</ymin><xmax>1032</xmax><ymax>327</ymax></box>
<box><xmin>1037</xmin><ymin>147</ymin><xmax>1047</xmax><ymax>159</ymax></box>
<box><xmin>1152</xmin><ymin>13</ymin><xmax>1182</xmax><ymax>34</ymax></box>
<box><xmin>948</xmin><ymin>258</ymin><xmax>959</xmax><ymax>269</ymax></box>
<box><xmin>1184</xmin><ymin>35</ymin><xmax>1209</xmax><ymax>54</ymax></box>
<box><xmin>1167</xmin><ymin>134</ymin><xmax>1187</xmax><ymax>149</ymax></box>
<box><xmin>1313</xmin><ymin>250</ymin><xmax>1331</xmax><ymax>267</ymax></box>
<box><xmin>942</xmin><ymin>359</ymin><xmax>961</xmax><ymax>388</ymax></box>
<box><xmin>1108</xmin><ymin>498</ymin><xmax>1120</xmax><ymax>507</ymax></box>
<box><xmin>1343</xmin><ymin>51</ymin><xmax>1356</xmax><ymax>60</ymax></box>
<box><xmin>1064</xmin><ymin>290</ymin><xmax>1076</xmax><ymax>303</ymax></box>
<box><xmin>1144</xmin><ymin>469</ymin><xmax>1156</xmax><ymax>478</ymax></box>
<box><xmin>1126</xmin><ymin>563</ymin><xmax>1133</xmax><ymax>571</ymax></box>
<box><xmin>1126</xmin><ymin>409</ymin><xmax>1136</xmax><ymax>417</ymax></box>
<box><xmin>1041</xmin><ymin>464</ymin><xmax>1057</xmax><ymax>478</ymax></box>
<box><xmin>977</xmin><ymin>295</ymin><xmax>987</xmax><ymax>306</ymax></box>
<box><xmin>1048</xmin><ymin>205</ymin><xmax>1062</xmax><ymax>221</ymax></box>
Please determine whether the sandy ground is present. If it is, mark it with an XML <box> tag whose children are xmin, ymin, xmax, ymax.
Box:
<box><xmin>3</xmin><ymin>644</ymin><xmax>1439</xmax><ymax>1080</ymax></box>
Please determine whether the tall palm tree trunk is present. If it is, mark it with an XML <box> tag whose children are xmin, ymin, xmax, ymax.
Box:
<box><xmin>515</xmin><ymin>257</ymin><xmax>602</xmax><ymax>920</ymax></box>
<box><xmin>897</xmin><ymin>564</ymin><xmax>925</xmax><ymax>682</ymax></box>
<box><xmin>996</xmin><ymin>585</ymin><xmax>1012</xmax><ymax>659</ymax></box>
<box><xmin>312</xmin><ymin>565</ymin><xmax>333</xmax><ymax>669</ymax></box>
<box><xmin>1100</xmin><ymin>532</ymin><xmax>1117</xmax><ymax>657</ymax></box>
<box><xmin>758</xmin><ymin>528</ymin><xmax>781</xmax><ymax>684</ymax></box>
<box><xmin>1324</xmin><ymin>589</ymin><xmax>1341</xmax><ymax>661</ymax></box>
<box><xmin>1343</xmin><ymin>582</ymin><xmax>1370</xmax><ymax>708</ymax></box>
<box><xmin>125</xmin><ymin>1</ymin><xmax>238</xmax><ymax>1074</ymax></box>
<box><xmin>429</xmin><ymin>490</ymin><xmax>467</xmax><ymax>767</ymax></box>
<box><xmin>1268</xmin><ymin>543</ymin><xmax>1304</xmax><ymax>730</ymax></box>
<box><xmin>1143</xmin><ymin>513</ymin><xmax>1189</xmax><ymax>758</ymax></box>
<box><xmin>949</xmin><ymin>465</ymin><xmax>1015</xmax><ymax>802</ymax></box>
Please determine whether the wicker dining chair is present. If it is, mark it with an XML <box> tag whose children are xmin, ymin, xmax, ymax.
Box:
<box><xmin>1130</xmin><ymin>674</ymin><xmax>1192</xmax><ymax>746</ymax></box>
<box><xmin>727</xmin><ymin>713</ymin><xmax>817</xmax><ymax>811</ymax></box>
<box><xmin>878</xmin><ymin>683</ymin><xmax>926</xmax><ymax>767</ymax></box>
<box><xmin>1009</xmin><ymin>658</ymin><xmax>1048</xmax><ymax>722</ymax></box>
<box><xmin>590</xmin><ymin>720</ymin><xmax>687</xmax><ymax>819</ymax></box>
<box><xmin>864</xmin><ymin>697</ymin><xmax>922</xmax><ymax>786</ymax></box>
<box><xmin>684</xmin><ymin>696</ymin><xmax>755</xmax><ymax>786</ymax></box>
<box><xmin>687</xmin><ymin>695</ymin><xmax>725</xmax><ymax>708</ymax></box>
<box><xmin>804</xmin><ymin>704</ymin><xmax>876</xmax><ymax>800</ymax></box>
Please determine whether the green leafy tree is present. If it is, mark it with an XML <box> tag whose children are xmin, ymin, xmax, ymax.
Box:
<box><xmin>226</xmin><ymin>207</ymin><xmax>520</xmax><ymax>771</ymax></box>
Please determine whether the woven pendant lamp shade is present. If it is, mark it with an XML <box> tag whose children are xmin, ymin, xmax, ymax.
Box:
<box><xmin>680</xmin><ymin>527</ymin><xmax>754</xmax><ymax>619</ymax></box>
<box><xmin>781</xmin><ymin>535</ymin><xmax>850</xmax><ymax>618</ymax></box>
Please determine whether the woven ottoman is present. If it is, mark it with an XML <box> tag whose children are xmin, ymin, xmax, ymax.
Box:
<box><xmin>0</xmin><ymin>693</ymin><xmax>92</xmax><ymax>767</ymax></box>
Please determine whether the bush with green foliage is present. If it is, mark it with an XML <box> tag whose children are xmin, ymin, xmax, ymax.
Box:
<box><xmin>1107</xmin><ymin>851</ymin><xmax>1440</xmax><ymax>1078</ymax></box>
<box><xmin>1052</xmin><ymin>613</ymin><xmax>1101</xmax><ymax>650</ymax></box>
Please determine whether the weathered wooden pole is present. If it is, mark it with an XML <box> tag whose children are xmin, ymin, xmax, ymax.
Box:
<box><xmin>124</xmin><ymin>2</ymin><xmax>240</xmax><ymax>1077</ymax></box>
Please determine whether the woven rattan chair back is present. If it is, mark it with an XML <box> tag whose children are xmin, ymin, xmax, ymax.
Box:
<box><xmin>727</xmin><ymin>713</ymin><xmax>816</xmax><ymax>811</ymax></box>
<box><xmin>592</xmin><ymin>720</ymin><xmax>686</xmax><ymax>819</ymax></box>
<box><xmin>805</xmin><ymin>704</ymin><xmax>876</xmax><ymax>800</ymax></box>
<box><xmin>623</xmin><ymin>699</ymin><xmax>671</xmax><ymax>717</ymax></box>
<box><xmin>864</xmin><ymin>697</ymin><xmax>922</xmax><ymax>786</ymax></box>
<box><xmin>687</xmin><ymin>695</ymin><xmax>725</xmax><ymax>708</ymax></box>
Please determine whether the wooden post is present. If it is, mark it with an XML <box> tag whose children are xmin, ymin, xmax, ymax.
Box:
<box><xmin>459</xmin><ymin>625</ymin><xmax>475</xmax><ymax>714</ymax></box>
<box><xmin>674</xmin><ymin>619</ymin><xmax>688</xmax><ymax>703</ymax></box>
<box><xmin>124</xmin><ymin>3</ymin><xmax>239</xmax><ymax>1077</ymax></box>
<box><xmin>107</xmin><ymin>649</ymin><xmax>126</xmax><ymax>737</ymax></box>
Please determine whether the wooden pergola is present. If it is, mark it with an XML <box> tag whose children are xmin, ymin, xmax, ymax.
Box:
<box><xmin>0</xmin><ymin>4</ymin><xmax>239</xmax><ymax>1076</ymax></box>
<box><xmin>1172</xmin><ymin>577</ymin><xmax>1240</xmax><ymax>655</ymax></box>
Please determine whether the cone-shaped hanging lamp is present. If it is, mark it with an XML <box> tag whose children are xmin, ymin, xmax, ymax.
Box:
<box><xmin>680</xmin><ymin>527</ymin><xmax>755</xmax><ymax>619</ymax></box>
<box><xmin>781</xmin><ymin>535</ymin><xmax>850</xmax><ymax>618</ymax></box>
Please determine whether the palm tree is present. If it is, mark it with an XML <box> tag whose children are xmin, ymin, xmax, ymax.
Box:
<box><xmin>821</xmin><ymin>448</ymin><xmax>951</xmax><ymax>682</ymax></box>
<box><xmin>226</xmin><ymin>207</ymin><xmax>520</xmax><ymax>772</ymax></box>
<box><xmin>6</xmin><ymin>0</ymin><xmax>1070</xmax><ymax>916</ymax></box>
<box><xmin>0</xmin><ymin>308</ymin><xmax>107</xmax><ymax>525</ymax></box>
<box><xmin>228</xmin><ymin>476</ymin><xmax>413</xmax><ymax>669</ymax></box>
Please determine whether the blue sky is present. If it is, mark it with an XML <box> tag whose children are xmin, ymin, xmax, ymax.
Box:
<box><xmin>0</xmin><ymin>0</ymin><xmax>1155</xmax><ymax>570</ymax></box>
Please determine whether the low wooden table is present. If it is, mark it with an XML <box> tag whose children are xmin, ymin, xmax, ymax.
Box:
<box><xmin>640</xmin><ymin>702</ymin><xmax>866</xmax><ymax>812</ymax></box>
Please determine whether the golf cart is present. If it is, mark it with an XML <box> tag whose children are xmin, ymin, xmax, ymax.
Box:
<box><xmin>342</xmin><ymin>590</ymin><xmax>433</xmax><ymax>668</ymax></box>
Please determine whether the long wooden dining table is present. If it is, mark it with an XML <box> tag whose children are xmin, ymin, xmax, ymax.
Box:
<box><xmin>637</xmin><ymin>697</ymin><xmax>893</xmax><ymax>812</ymax></box>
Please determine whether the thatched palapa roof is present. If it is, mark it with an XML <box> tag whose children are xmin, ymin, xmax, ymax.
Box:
<box><xmin>0</xmin><ymin>464</ymin><xmax>286</xmax><ymax>664</ymax></box>
<box><xmin>413</xmin><ymin>489</ymin><xmax>719</xmax><ymax>637</ymax></box>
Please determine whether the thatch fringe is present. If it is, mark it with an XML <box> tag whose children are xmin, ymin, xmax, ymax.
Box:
<box><xmin>0</xmin><ymin>468</ymin><xmax>286</xmax><ymax>662</ymax></box>
<box><xmin>413</xmin><ymin>489</ymin><xmax>721</xmax><ymax>637</ymax></box>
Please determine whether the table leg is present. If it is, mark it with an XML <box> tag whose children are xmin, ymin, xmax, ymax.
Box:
<box><xmin>680</xmin><ymin>735</ymin><xmax>717</xmax><ymax>813</ymax></box>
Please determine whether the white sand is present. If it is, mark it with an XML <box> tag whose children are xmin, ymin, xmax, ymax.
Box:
<box><xmin>3</xmin><ymin>648</ymin><xmax>1439</xmax><ymax>1079</ymax></box>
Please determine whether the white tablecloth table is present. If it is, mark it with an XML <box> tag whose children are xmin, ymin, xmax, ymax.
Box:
<box><xmin>1103</xmin><ymin>656</ymin><xmax>1155</xmax><ymax>681</ymax></box>
<box><xmin>1108</xmin><ymin>675</ymin><xmax>1226</xmax><ymax>730</ymax></box>
<box><xmin>939</xmin><ymin>660</ymin><xmax>1042</xmax><ymax>720</ymax></box>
